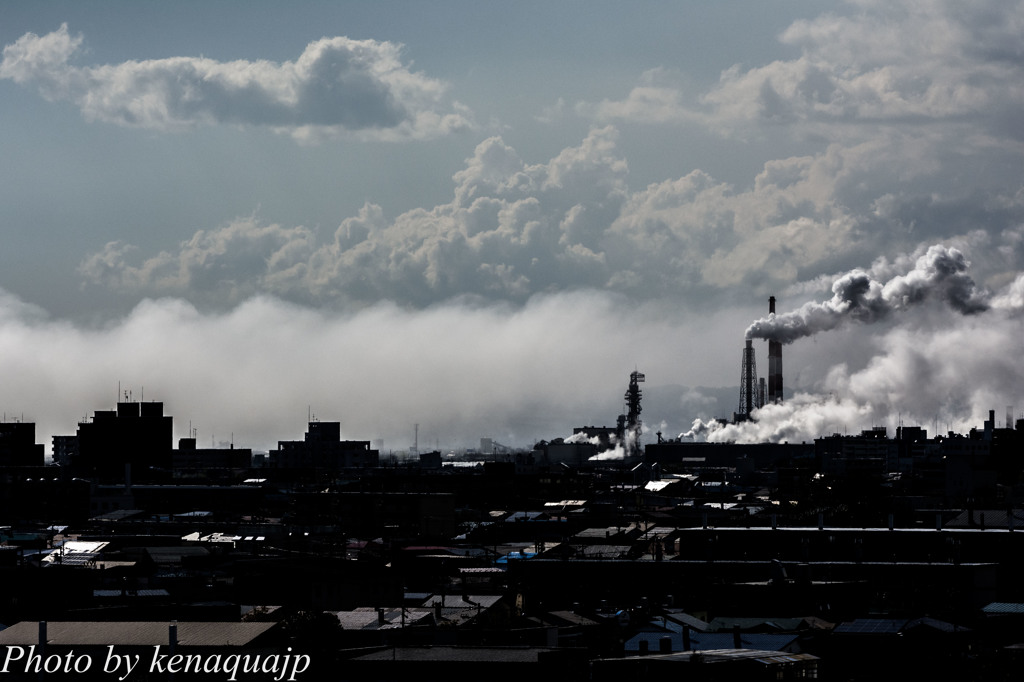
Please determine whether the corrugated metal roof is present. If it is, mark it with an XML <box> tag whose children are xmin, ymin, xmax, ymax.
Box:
<box><xmin>753</xmin><ymin>653</ymin><xmax>819</xmax><ymax>665</ymax></box>
<box><xmin>425</xmin><ymin>595</ymin><xmax>502</xmax><ymax>610</ymax></box>
<box><xmin>664</xmin><ymin>611</ymin><xmax>712</xmax><ymax>632</ymax></box>
<box><xmin>708</xmin><ymin>616</ymin><xmax>807</xmax><ymax>632</ymax></box>
<box><xmin>0</xmin><ymin>622</ymin><xmax>275</xmax><ymax>647</ymax></box>
<box><xmin>983</xmin><ymin>602</ymin><xmax>1024</xmax><ymax>614</ymax></box>
<box><xmin>572</xmin><ymin>527</ymin><xmax>625</xmax><ymax>539</ymax></box>
<box><xmin>834</xmin><ymin>619</ymin><xmax>906</xmax><ymax>634</ymax></box>
<box><xmin>334</xmin><ymin>611</ymin><xmax>383</xmax><ymax>630</ymax></box>
<box><xmin>625</xmin><ymin>631</ymin><xmax>799</xmax><ymax>653</ymax></box>
<box><xmin>93</xmin><ymin>589</ymin><xmax>170</xmax><ymax>598</ymax></box>
<box><xmin>904</xmin><ymin>616</ymin><xmax>969</xmax><ymax>633</ymax></box>
<box><xmin>352</xmin><ymin>646</ymin><xmax>550</xmax><ymax>663</ymax></box>
<box><xmin>617</xmin><ymin>648</ymin><xmax>817</xmax><ymax>665</ymax></box>
<box><xmin>577</xmin><ymin>544</ymin><xmax>632</xmax><ymax>559</ymax></box>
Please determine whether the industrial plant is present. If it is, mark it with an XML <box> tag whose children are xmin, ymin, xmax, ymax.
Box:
<box><xmin>736</xmin><ymin>296</ymin><xmax>784</xmax><ymax>421</ymax></box>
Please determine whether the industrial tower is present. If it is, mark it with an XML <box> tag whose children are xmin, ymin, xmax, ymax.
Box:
<box><xmin>622</xmin><ymin>370</ymin><xmax>645</xmax><ymax>452</ymax></box>
<box><xmin>738</xmin><ymin>339</ymin><xmax>759</xmax><ymax>418</ymax></box>
<box><xmin>767</xmin><ymin>296</ymin><xmax>783</xmax><ymax>404</ymax></box>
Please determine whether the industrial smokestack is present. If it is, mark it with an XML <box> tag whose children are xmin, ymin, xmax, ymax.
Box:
<box><xmin>739</xmin><ymin>339</ymin><xmax>757</xmax><ymax>417</ymax></box>
<box><xmin>768</xmin><ymin>297</ymin><xmax>783</xmax><ymax>404</ymax></box>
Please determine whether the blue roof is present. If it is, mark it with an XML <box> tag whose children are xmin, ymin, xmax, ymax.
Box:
<box><xmin>496</xmin><ymin>551</ymin><xmax>537</xmax><ymax>564</ymax></box>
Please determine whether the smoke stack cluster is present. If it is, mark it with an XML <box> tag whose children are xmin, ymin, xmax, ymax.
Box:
<box><xmin>767</xmin><ymin>296</ymin><xmax>783</xmax><ymax>404</ymax></box>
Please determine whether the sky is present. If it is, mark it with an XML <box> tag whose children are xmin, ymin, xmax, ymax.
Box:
<box><xmin>2</xmin><ymin>0</ymin><xmax>1024</xmax><ymax>455</ymax></box>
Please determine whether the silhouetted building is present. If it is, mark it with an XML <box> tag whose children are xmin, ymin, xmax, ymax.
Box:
<box><xmin>173</xmin><ymin>437</ymin><xmax>252</xmax><ymax>470</ymax></box>
<box><xmin>73</xmin><ymin>401</ymin><xmax>173</xmax><ymax>479</ymax></box>
<box><xmin>815</xmin><ymin>427</ymin><xmax>892</xmax><ymax>479</ymax></box>
<box><xmin>270</xmin><ymin>421</ymin><xmax>379</xmax><ymax>470</ymax></box>
<box><xmin>0</xmin><ymin>421</ymin><xmax>45</xmax><ymax>467</ymax></box>
<box><xmin>51</xmin><ymin>434</ymin><xmax>78</xmax><ymax>467</ymax></box>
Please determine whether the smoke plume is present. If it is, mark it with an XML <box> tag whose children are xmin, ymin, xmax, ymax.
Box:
<box><xmin>745</xmin><ymin>245</ymin><xmax>988</xmax><ymax>343</ymax></box>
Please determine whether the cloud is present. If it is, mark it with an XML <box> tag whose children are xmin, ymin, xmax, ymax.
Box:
<box><xmin>578</xmin><ymin>68</ymin><xmax>702</xmax><ymax>126</ymax></box>
<box><xmin>79</xmin><ymin>128</ymin><xmax>631</xmax><ymax>306</ymax></box>
<box><xmin>0</xmin><ymin>287</ymin><xmax>739</xmax><ymax>455</ymax></box>
<box><xmin>11</xmin><ymin>269</ymin><xmax>1023</xmax><ymax>456</ymax></box>
<box><xmin>0</xmin><ymin>24</ymin><xmax>472</xmax><ymax>141</ymax></box>
<box><xmin>77</xmin><ymin>113</ymin><xmax>1024</xmax><ymax>317</ymax></box>
<box><xmin>77</xmin><ymin>216</ymin><xmax>318</xmax><ymax>307</ymax></box>
<box><xmin>571</xmin><ymin>1</ymin><xmax>1024</xmax><ymax>153</ymax></box>
<box><xmin>57</xmin><ymin>3</ymin><xmax>1024</xmax><ymax>316</ymax></box>
<box><xmin>698</xmin><ymin>1</ymin><xmax>1024</xmax><ymax>138</ymax></box>
<box><xmin>76</xmin><ymin>127</ymin><xmax>891</xmax><ymax>308</ymax></box>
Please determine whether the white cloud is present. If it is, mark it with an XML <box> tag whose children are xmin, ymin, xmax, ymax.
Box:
<box><xmin>77</xmin><ymin>118</ymin><xmax>1024</xmax><ymax>315</ymax></box>
<box><xmin>0</xmin><ymin>287</ymin><xmax>746</xmax><ymax>454</ymax></box>
<box><xmin>0</xmin><ymin>24</ymin><xmax>472</xmax><ymax>141</ymax></box>
<box><xmin>571</xmin><ymin>2</ymin><xmax>1024</xmax><ymax>151</ymax></box>
<box><xmin>701</xmin><ymin>0</ymin><xmax>1024</xmax><ymax>138</ymax></box>
<box><xmin>78</xmin><ymin>216</ymin><xmax>318</xmax><ymax>307</ymax></box>
<box><xmin>580</xmin><ymin>68</ymin><xmax>702</xmax><ymax>125</ymax></box>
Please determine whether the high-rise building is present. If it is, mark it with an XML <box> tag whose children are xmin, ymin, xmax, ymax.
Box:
<box><xmin>0</xmin><ymin>422</ymin><xmax>45</xmax><ymax>467</ymax></box>
<box><xmin>73</xmin><ymin>401</ymin><xmax>173</xmax><ymax>479</ymax></box>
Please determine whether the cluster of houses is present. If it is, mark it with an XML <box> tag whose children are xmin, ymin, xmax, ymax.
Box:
<box><xmin>0</xmin><ymin>399</ymin><xmax>1023</xmax><ymax>679</ymax></box>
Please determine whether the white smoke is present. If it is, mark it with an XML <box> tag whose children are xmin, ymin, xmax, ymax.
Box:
<box><xmin>563</xmin><ymin>429</ymin><xmax>624</xmax><ymax>460</ymax></box>
<box><xmin>745</xmin><ymin>245</ymin><xmax>989</xmax><ymax>344</ymax></box>
<box><xmin>682</xmin><ymin>245</ymin><xmax>1024</xmax><ymax>445</ymax></box>
<box><xmin>704</xmin><ymin>394</ymin><xmax>879</xmax><ymax>444</ymax></box>
<box><xmin>588</xmin><ymin>443</ymin><xmax>627</xmax><ymax>461</ymax></box>
<box><xmin>575</xmin><ymin>425</ymin><xmax>644</xmax><ymax>461</ymax></box>
<box><xmin>680</xmin><ymin>417</ymin><xmax>715</xmax><ymax>441</ymax></box>
<box><xmin>565</xmin><ymin>432</ymin><xmax>601</xmax><ymax>445</ymax></box>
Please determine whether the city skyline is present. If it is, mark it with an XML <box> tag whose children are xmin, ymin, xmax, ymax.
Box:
<box><xmin>2</xmin><ymin>1</ymin><xmax>1024</xmax><ymax>453</ymax></box>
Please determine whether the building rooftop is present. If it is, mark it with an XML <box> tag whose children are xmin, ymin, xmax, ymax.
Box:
<box><xmin>0</xmin><ymin>621</ymin><xmax>275</xmax><ymax>647</ymax></box>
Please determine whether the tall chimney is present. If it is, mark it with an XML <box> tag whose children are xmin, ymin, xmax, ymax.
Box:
<box><xmin>768</xmin><ymin>296</ymin><xmax>783</xmax><ymax>404</ymax></box>
<box><xmin>739</xmin><ymin>340</ymin><xmax>757</xmax><ymax>417</ymax></box>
